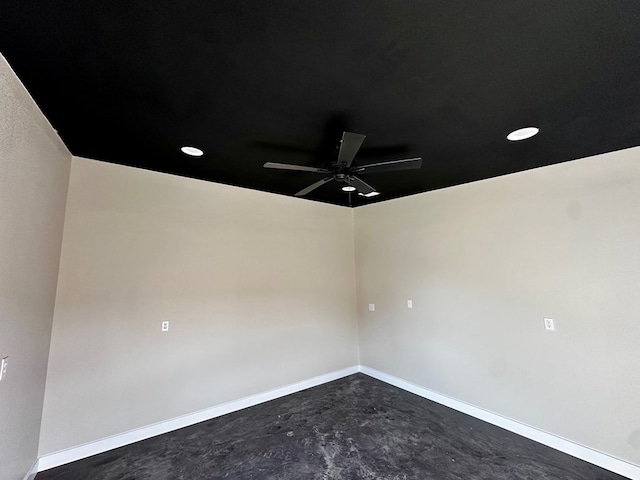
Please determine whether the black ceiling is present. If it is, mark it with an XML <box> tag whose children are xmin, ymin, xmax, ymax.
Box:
<box><xmin>2</xmin><ymin>1</ymin><xmax>640</xmax><ymax>207</ymax></box>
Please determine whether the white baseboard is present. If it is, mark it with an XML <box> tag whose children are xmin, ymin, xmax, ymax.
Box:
<box><xmin>360</xmin><ymin>366</ymin><xmax>640</xmax><ymax>480</ymax></box>
<box><xmin>22</xmin><ymin>459</ymin><xmax>39</xmax><ymax>480</ymax></box>
<box><xmin>38</xmin><ymin>365</ymin><xmax>359</xmax><ymax>472</ymax></box>
<box><xmin>36</xmin><ymin>364</ymin><xmax>640</xmax><ymax>479</ymax></box>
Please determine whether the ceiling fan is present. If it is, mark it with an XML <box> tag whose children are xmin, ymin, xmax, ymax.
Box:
<box><xmin>263</xmin><ymin>132</ymin><xmax>422</xmax><ymax>197</ymax></box>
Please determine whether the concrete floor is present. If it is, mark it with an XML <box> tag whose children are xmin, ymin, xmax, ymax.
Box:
<box><xmin>36</xmin><ymin>374</ymin><xmax>627</xmax><ymax>479</ymax></box>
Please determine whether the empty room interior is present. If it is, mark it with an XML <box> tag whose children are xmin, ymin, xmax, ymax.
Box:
<box><xmin>1</xmin><ymin>2</ymin><xmax>640</xmax><ymax>479</ymax></box>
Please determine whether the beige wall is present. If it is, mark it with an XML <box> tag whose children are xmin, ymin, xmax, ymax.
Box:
<box><xmin>355</xmin><ymin>147</ymin><xmax>640</xmax><ymax>464</ymax></box>
<box><xmin>0</xmin><ymin>56</ymin><xmax>71</xmax><ymax>479</ymax></box>
<box><xmin>39</xmin><ymin>157</ymin><xmax>359</xmax><ymax>455</ymax></box>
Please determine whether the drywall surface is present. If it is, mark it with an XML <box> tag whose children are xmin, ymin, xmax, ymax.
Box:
<box><xmin>0</xmin><ymin>55</ymin><xmax>71</xmax><ymax>479</ymax></box>
<box><xmin>39</xmin><ymin>157</ymin><xmax>358</xmax><ymax>454</ymax></box>
<box><xmin>355</xmin><ymin>147</ymin><xmax>640</xmax><ymax>464</ymax></box>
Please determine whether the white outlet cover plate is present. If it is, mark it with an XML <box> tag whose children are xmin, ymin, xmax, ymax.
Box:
<box><xmin>162</xmin><ymin>321</ymin><xmax>169</xmax><ymax>332</ymax></box>
<box><xmin>544</xmin><ymin>318</ymin><xmax>555</xmax><ymax>330</ymax></box>
<box><xmin>407</xmin><ymin>300</ymin><xmax>413</xmax><ymax>308</ymax></box>
<box><xmin>368</xmin><ymin>304</ymin><xmax>375</xmax><ymax>311</ymax></box>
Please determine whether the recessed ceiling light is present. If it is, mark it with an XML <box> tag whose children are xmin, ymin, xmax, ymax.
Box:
<box><xmin>181</xmin><ymin>146</ymin><xmax>204</xmax><ymax>156</ymax></box>
<box><xmin>358</xmin><ymin>191</ymin><xmax>380</xmax><ymax>198</ymax></box>
<box><xmin>342</xmin><ymin>185</ymin><xmax>356</xmax><ymax>192</ymax></box>
<box><xmin>507</xmin><ymin>127</ymin><xmax>539</xmax><ymax>141</ymax></box>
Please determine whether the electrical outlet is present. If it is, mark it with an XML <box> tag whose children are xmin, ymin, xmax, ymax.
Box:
<box><xmin>0</xmin><ymin>357</ymin><xmax>8</xmax><ymax>381</ymax></box>
<box><xmin>368</xmin><ymin>304</ymin><xmax>375</xmax><ymax>311</ymax></box>
<box><xmin>543</xmin><ymin>317</ymin><xmax>555</xmax><ymax>331</ymax></box>
<box><xmin>407</xmin><ymin>300</ymin><xmax>413</xmax><ymax>308</ymax></box>
<box><xmin>162</xmin><ymin>321</ymin><xmax>169</xmax><ymax>332</ymax></box>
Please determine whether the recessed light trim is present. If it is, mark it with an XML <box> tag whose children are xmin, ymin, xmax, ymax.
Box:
<box><xmin>358</xmin><ymin>191</ymin><xmax>380</xmax><ymax>198</ymax></box>
<box><xmin>507</xmin><ymin>127</ymin><xmax>539</xmax><ymax>141</ymax></box>
<box><xmin>181</xmin><ymin>146</ymin><xmax>204</xmax><ymax>156</ymax></box>
<box><xmin>342</xmin><ymin>185</ymin><xmax>356</xmax><ymax>192</ymax></box>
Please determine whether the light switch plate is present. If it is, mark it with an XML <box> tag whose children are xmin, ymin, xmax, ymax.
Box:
<box><xmin>407</xmin><ymin>300</ymin><xmax>413</xmax><ymax>308</ymax></box>
<box><xmin>368</xmin><ymin>304</ymin><xmax>375</xmax><ymax>311</ymax></box>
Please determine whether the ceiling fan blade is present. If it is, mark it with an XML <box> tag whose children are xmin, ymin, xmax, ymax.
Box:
<box><xmin>350</xmin><ymin>176</ymin><xmax>376</xmax><ymax>195</ymax></box>
<box><xmin>338</xmin><ymin>132</ymin><xmax>366</xmax><ymax>168</ymax></box>
<box><xmin>295</xmin><ymin>176</ymin><xmax>334</xmax><ymax>196</ymax></box>
<box><xmin>264</xmin><ymin>162</ymin><xmax>330</xmax><ymax>173</ymax></box>
<box><xmin>356</xmin><ymin>157</ymin><xmax>422</xmax><ymax>174</ymax></box>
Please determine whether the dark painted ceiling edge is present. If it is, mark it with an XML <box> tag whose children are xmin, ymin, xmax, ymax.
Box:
<box><xmin>74</xmin><ymin>155</ymin><xmax>354</xmax><ymax>208</ymax></box>
<box><xmin>349</xmin><ymin>144</ymin><xmax>640</xmax><ymax>209</ymax></box>
<box><xmin>76</xmin><ymin>142</ymin><xmax>640</xmax><ymax>211</ymax></box>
